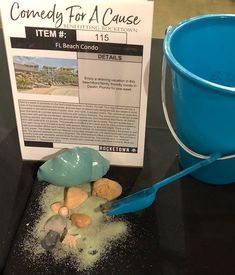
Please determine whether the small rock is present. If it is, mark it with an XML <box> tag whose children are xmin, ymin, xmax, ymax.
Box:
<box><xmin>92</xmin><ymin>178</ymin><xmax>122</xmax><ymax>201</ymax></box>
<box><xmin>41</xmin><ymin>230</ymin><xmax>60</xmax><ymax>251</ymax></box>
<box><xmin>89</xmin><ymin>250</ymin><xmax>98</xmax><ymax>255</ymax></box>
<box><xmin>50</xmin><ymin>202</ymin><xmax>63</xmax><ymax>214</ymax></box>
<box><xmin>65</xmin><ymin>187</ymin><xmax>88</xmax><ymax>209</ymax></box>
<box><xmin>99</xmin><ymin>201</ymin><xmax>112</xmax><ymax>213</ymax></box>
<box><xmin>71</xmin><ymin>213</ymin><xmax>92</xmax><ymax>228</ymax></box>
<box><xmin>44</xmin><ymin>214</ymin><xmax>67</xmax><ymax>234</ymax></box>
<box><xmin>59</xmin><ymin>206</ymin><xmax>70</xmax><ymax>217</ymax></box>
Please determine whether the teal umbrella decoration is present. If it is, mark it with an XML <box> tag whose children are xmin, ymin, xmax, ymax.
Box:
<box><xmin>37</xmin><ymin>147</ymin><xmax>110</xmax><ymax>187</ymax></box>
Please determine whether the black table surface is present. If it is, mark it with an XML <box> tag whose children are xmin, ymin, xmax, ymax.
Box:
<box><xmin>1</xmin><ymin>30</ymin><xmax>235</xmax><ymax>275</ymax></box>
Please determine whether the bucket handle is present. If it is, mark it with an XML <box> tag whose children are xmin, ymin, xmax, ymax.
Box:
<box><xmin>161</xmin><ymin>29</ymin><xmax>235</xmax><ymax>161</ymax></box>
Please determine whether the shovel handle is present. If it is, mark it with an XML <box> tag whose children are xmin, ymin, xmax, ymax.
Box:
<box><xmin>153</xmin><ymin>153</ymin><xmax>221</xmax><ymax>191</ymax></box>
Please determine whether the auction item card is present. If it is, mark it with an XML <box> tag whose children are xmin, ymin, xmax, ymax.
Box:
<box><xmin>1</xmin><ymin>0</ymin><xmax>154</xmax><ymax>166</ymax></box>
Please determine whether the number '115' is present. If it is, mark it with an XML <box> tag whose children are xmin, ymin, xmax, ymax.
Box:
<box><xmin>95</xmin><ymin>34</ymin><xmax>109</xmax><ymax>41</ymax></box>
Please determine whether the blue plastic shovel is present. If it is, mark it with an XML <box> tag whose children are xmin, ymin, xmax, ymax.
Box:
<box><xmin>106</xmin><ymin>153</ymin><xmax>221</xmax><ymax>216</ymax></box>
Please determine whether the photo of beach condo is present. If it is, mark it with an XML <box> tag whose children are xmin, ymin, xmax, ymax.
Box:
<box><xmin>13</xmin><ymin>56</ymin><xmax>78</xmax><ymax>96</ymax></box>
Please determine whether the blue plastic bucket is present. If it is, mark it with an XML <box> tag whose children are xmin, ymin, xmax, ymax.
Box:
<box><xmin>163</xmin><ymin>14</ymin><xmax>235</xmax><ymax>184</ymax></box>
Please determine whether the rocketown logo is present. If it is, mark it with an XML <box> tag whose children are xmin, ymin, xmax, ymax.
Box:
<box><xmin>99</xmin><ymin>145</ymin><xmax>138</xmax><ymax>153</ymax></box>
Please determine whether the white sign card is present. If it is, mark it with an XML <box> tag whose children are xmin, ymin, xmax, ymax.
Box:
<box><xmin>1</xmin><ymin>0</ymin><xmax>154</xmax><ymax>166</ymax></box>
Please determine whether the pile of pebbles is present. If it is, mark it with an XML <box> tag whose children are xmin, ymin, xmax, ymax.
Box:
<box><xmin>41</xmin><ymin>178</ymin><xmax>123</xmax><ymax>251</ymax></box>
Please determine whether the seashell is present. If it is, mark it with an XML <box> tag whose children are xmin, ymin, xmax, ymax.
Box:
<box><xmin>71</xmin><ymin>213</ymin><xmax>92</xmax><ymax>228</ymax></box>
<box><xmin>62</xmin><ymin>233</ymin><xmax>81</xmax><ymax>248</ymax></box>
<box><xmin>92</xmin><ymin>178</ymin><xmax>122</xmax><ymax>201</ymax></box>
<box><xmin>37</xmin><ymin>147</ymin><xmax>110</xmax><ymax>187</ymax></box>
<box><xmin>58</xmin><ymin>206</ymin><xmax>70</xmax><ymax>217</ymax></box>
